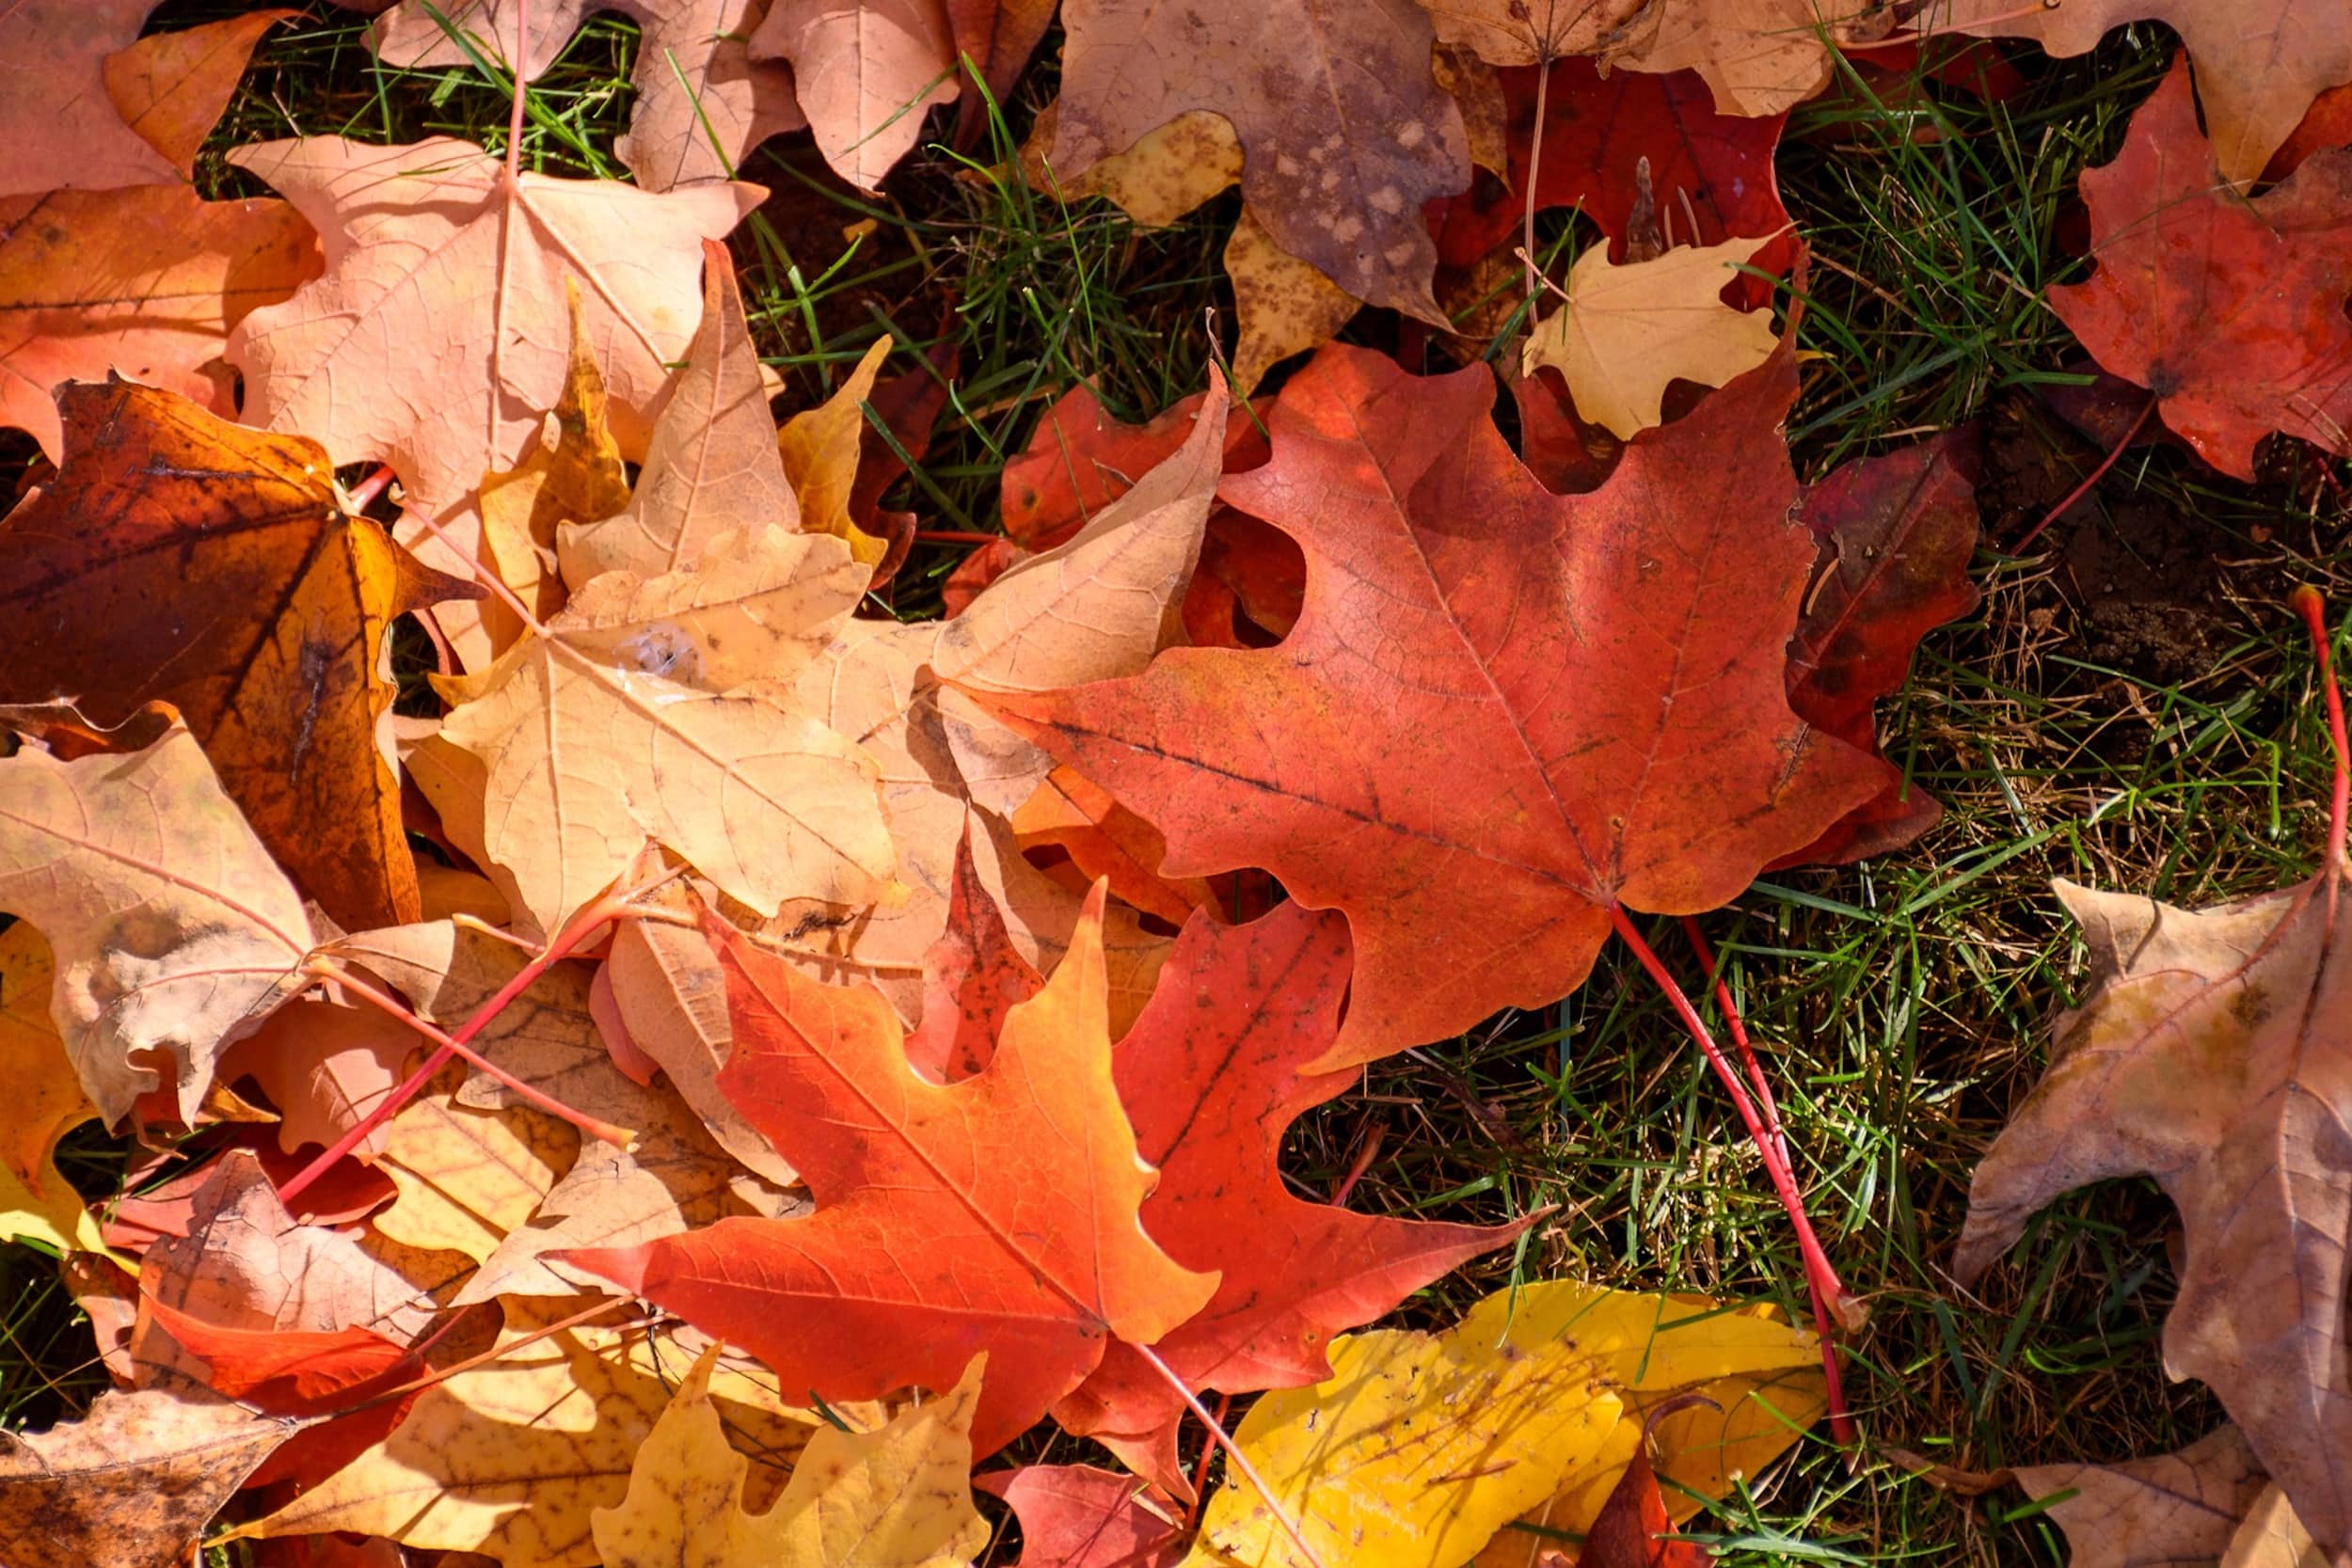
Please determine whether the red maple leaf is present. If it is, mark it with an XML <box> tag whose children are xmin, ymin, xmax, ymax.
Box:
<box><xmin>1050</xmin><ymin>904</ymin><xmax>1532</xmax><ymax>1488</ymax></box>
<box><xmin>977</xmin><ymin>339</ymin><xmax>1888</xmax><ymax>1063</ymax></box>
<box><xmin>560</xmin><ymin>888</ymin><xmax>1217</xmax><ymax>1454</ymax></box>
<box><xmin>2051</xmin><ymin>56</ymin><xmax>2352</xmax><ymax>482</ymax></box>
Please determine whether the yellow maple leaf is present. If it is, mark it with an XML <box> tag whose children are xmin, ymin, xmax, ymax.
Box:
<box><xmin>594</xmin><ymin>1346</ymin><xmax>989</xmax><ymax>1568</ymax></box>
<box><xmin>1521</xmin><ymin>236</ymin><xmax>1778</xmax><ymax>439</ymax></box>
<box><xmin>1183</xmin><ymin>1279</ymin><xmax>1821</xmax><ymax>1568</ymax></box>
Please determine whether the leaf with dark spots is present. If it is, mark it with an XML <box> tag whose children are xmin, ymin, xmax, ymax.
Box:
<box><xmin>977</xmin><ymin>336</ymin><xmax>1888</xmax><ymax>1063</ymax></box>
<box><xmin>1775</xmin><ymin>429</ymin><xmax>1981</xmax><ymax>867</ymax></box>
<box><xmin>0</xmin><ymin>380</ymin><xmax>481</xmax><ymax>931</ymax></box>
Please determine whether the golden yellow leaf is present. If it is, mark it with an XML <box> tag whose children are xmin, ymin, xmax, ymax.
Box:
<box><xmin>232</xmin><ymin>1303</ymin><xmax>843</xmax><ymax>1568</ymax></box>
<box><xmin>1024</xmin><ymin>104</ymin><xmax>1244</xmax><ymax>229</ymax></box>
<box><xmin>1225</xmin><ymin>209</ymin><xmax>1361</xmax><ymax>396</ymax></box>
<box><xmin>1521</xmin><ymin>235</ymin><xmax>1777</xmax><ymax>439</ymax></box>
<box><xmin>779</xmin><ymin>336</ymin><xmax>893</xmax><ymax>567</ymax></box>
<box><xmin>430</xmin><ymin>524</ymin><xmax>895</xmax><ymax>935</ymax></box>
<box><xmin>0</xmin><ymin>924</ymin><xmax>108</xmax><ymax>1256</ymax></box>
<box><xmin>1181</xmin><ymin>1279</ymin><xmax>1820</xmax><ymax>1568</ymax></box>
<box><xmin>594</xmin><ymin>1347</ymin><xmax>989</xmax><ymax>1568</ymax></box>
<box><xmin>478</xmin><ymin>285</ymin><xmax>631</xmax><ymax>657</ymax></box>
<box><xmin>373</xmin><ymin>1063</ymin><xmax>576</xmax><ymax>1263</ymax></box>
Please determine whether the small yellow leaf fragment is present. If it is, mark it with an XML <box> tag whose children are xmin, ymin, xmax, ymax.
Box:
<box><xmin>779</xmin><ymin>337</ymin><xmax>895</xmax><ymax>567</ymax></box>
<box><xmin>594</xmin><ymin>1348</ymin><xmax>991</xmax><ymax>1568</ymax></box>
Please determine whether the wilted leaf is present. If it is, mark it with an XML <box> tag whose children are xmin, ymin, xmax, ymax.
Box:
<box><xmin>0</xmin><ymin>720</ymin><xmax>311</xmax><ymax>1126</ymax></box>
<box><xmin>779</xmin><ymin>336</ymin><xmax>894</xmax><ymax>566</ymax></box>
<box><xmin>981</xmin><ymin>340</ymin><xmax>1885</xmax><ymax>1063</ymax></box>
<box><xmin>563</xmin><ymin>887</ymin><xmax>1218</xmax><ymax>1455</ymax></box>
<box><xmin>593</xmin><ymin>1347</ymin><xmax>988</xmax><ymax>1568</ymax></box>
<box><xmin>0</xmin><ymin>379</ymin><xmax>480</xmax><ymax>930</ymax></box>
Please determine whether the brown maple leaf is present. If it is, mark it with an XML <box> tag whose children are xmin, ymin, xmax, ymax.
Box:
<box><xmin>2011</xmin><ymin>1426</ymin><xmax>2276</xmax><ymax>1568</ymax></box>
<box><xmin>979</xmin><ymin>339</ymin><xmax>1887</xmax><ymax>1063</ymax></box>
<box><xmin>0</xmin><ymin>380</ymin><xmax>481</xmax><ymax>931</ymax></box>
<box><xmin>751</xmin><ymin>0</ymin><xmax>960</xmax><ymax>190</ymax></box>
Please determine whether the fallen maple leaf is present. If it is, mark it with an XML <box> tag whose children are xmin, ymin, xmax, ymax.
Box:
<box><xmin>1052</xmin><ymin>903</ymin><xmax>1533</xmax><ymax>1490</ymax></box>
<box><xmin>1521</xmin><ymin>234</ymin><xmax>1778</xmax><ymax>438</ymax></box>
<box><xmin>561</xmin><ymin>886</ymin><xmax>1219</xmax><ymax>1455</ymax></box>
<box><xmin>0</xmin><ymin>1385</ymin><xmax>299</xmax><ymax>1568</ymax></box>
<box><xmin>999</xmin><ymin>380</ymin><xmax>1267</xmax><ymax>553</ymax></box>
<box><xmin>217</xmin><ymin>988</ymin><xmax>420</xmax><ymax>1161</ymax></box>
<box><xmin>0</xmin><ymin>184</ymin><xmax>320</xmax><ymax>463</ymax></box>
<box><xmin>432</xmin><ymin>525</ymin><xmax>895</xmax><ymax>936</ymax></box>
<box><xmin>1779</xmin><ymin>429</ymin><xmax>1982</xmax><ymax>866</ymax></box>
<box><xmin>0</xmin><ymin>924</ymin><xmax>109</xmax><ymax>1256</ymax></box>
<box><xmin>593</xmin><ymin>1346</ymin><xmax>988</xmax><ymax>1567</ymax></box>
<box><xmin>1956</xmin><ymin>589</ymin><xmax>2352</xmax><ymax>1551</ymax></box>
<box><xmin>979</xmin><ymin>339</ymin><xmax>1887</xmax><ymax>1063</ymax></box>
<box><xmin>371</xmin><ymin>1061</ymin><xmax>576</xmax><ymax>1263</ymax></box>
<box><xmin>1226</xmin><ymin>206</ymin><xmax>1365</xmax><ymax>393</ymax></box>
<box><xmin>0</xmin><ymin>379</ymin><xmax>481</xmax><ymax>931</ymax></box>
<box><xmin>2042</xmin><ymin>57</ymin><xmax>2352</xmax><ymax>483</ymax></box>
<box><xmin>2011</xmin><ymin>1426</ymin><xmax>2273</xmax><ymax>1568</ymax></box>
<box><xmin>0</xmin><ymin>719</ymin><xmax>312</xmax><ymax>1127</ymax></box>
<box><xmin>370</xmin><ymin>0</ymin><xmax>803</xmax><ymax>191</ymax></box>
<box><xmin>902</xmin><ymin>822</ymin><xmax>1045</xmax><ymax>1083</ymax></box>
<box><xmin>1614</xmin><ymin>0</ymin><xmax>1887</xmax><ymax>119</ymax></box>
<box><xmin>1012</xmin><ymin>765</ymin><xmax>1213</xmax><ymax>927</ymax></box>
<box><xmin>102</xmin><ymin>8</ymin><xmax>297</xmax><ymax>177</ymax></box>
<box><xmin>1429</xmin><ymin>59</ymin><xmax>1791</xmax><ymax>283</ymax></box>
<box><xmin>1578</xmin><ymin>1445</ymin><xmax>1706</xmax><ymax>1568</ymax></box>
<box><xmin>224</xmin><ymin>135</ymin><xmax>760</xmax><ymax>518</ymax></box>
<box><xmin>1182</xmin><ymin>1279</ymin><xmax>1820</xmax><ymax>1568</ymax></box>
<box><xmin>751</xmin><ymin>0</ymin><xmax>960</xmax><ymax>190</ymax></box>
<box><xmin>560</xmin><ymin>242</ymin><xmax>802</xmax><ymax>585</ymax></box>
<box><xmin>234</xmin><ymin>1304</ymin><xmax>844</xmax><ymax>1568</ymax></box>
<box><xmin>974</xmin><ymin>1465</ymin><xmax>1187</xmax><ymax>1568</ymax></box>
<box><xmin>1052</xmin><ymin>0</ymin><xmax>1470</xmax><ymax>321</ymax></box>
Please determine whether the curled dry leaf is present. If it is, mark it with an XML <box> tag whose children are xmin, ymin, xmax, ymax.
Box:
<box><xmin>1053</xmin><ymin>0</ymin><xmax>1469</xmax><ymax>320</ymax></box>
<box><xmin>2011</xmin><ymin>1426</ymin><xmax>2273</xmax><ymax>1568</ymax></box>
<box><xmin>1181</xmin><ymin>1279</ymin><xmax>1820</xmax><ymax>1568</ymax></box>
<box><xmin>0</xmin><ymin>924</ymin><xmax>109</xmax><ymax>1255</ymax></box>
<box><xmin>0</xmin><ymin>184</ymin><xmax>321</xmax><ymax>461</ymax></box>
<box><xmin>980</xmin><ymin>339</ymin><xmax>1886</xmax><ymax>1063</ymax></box>
<box><xmin>370</xmin><ymin>0</ymin><xmax>803</xmax><ymax>191</ymax></box>
<box><xmin>225</xmin><ymin>135</ymin><xmax>760</xmax><ymax>518</ymax></box>
<box><xmin>0</xmin><ymin>1385</ymin><xmax>300</xmax><ymax>1568</ymax></box>
<box><xmin>778</xmin><ymin>336</ymin><xmax>895</xmax><ymax>567</ymax></box>
<box><xmin>561</xmin><ymin>242</ymin><xmax>800</xmax><ymax>586</ymax></box>
<box><xmin>0</xmin><ymin>379</ymin><xmax>481</xmax><ymax>931</ymax></box>
<box><xmin>0</xmin><ymin>720</ymin><xmax>311</xmax><ymax>1127</ymax></box>
<box><xmin>2044</xmin><ymin>58</ymin><xmax>2352</xmax><ymax>482</ymax></box>
<box><xmin>1520</xmin><ymin>235</ymin><xmax>1778</xmax><ymax>439</ymax></box>
<box><xmin>593</xmin><ymin>1347</ymin><xmax>988</xmax><ymax>1568</ymax></box>
<box><xmin>561</xmin><ymin>888</ymin><xmax>1219</xmax><ymax>1456</ymax></box>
